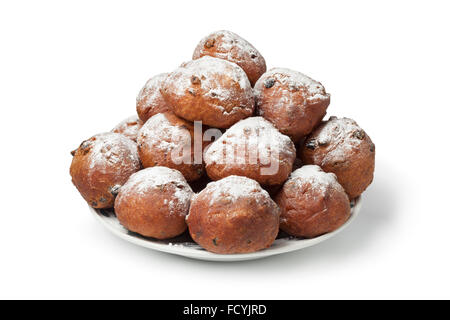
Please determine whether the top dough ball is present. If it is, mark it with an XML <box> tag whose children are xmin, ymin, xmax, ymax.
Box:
<box><xmin>161</xmin><ymin>56</ymin><xmax>254</xmax><ymax>128</ymax></box>
<box><xmin>192</xmin><ymin>30</ymin><xmax>266</xmax><ymax>86</ymax></box>
<box><xmin>254</xmin><ymin>68</ymin><xmax>330</xmax><ymax>142</ymax></box>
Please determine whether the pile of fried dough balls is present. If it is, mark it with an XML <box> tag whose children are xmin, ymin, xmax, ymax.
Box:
<box><xmin>70</xmin><ymin>31</ymin><xmax>375</xmax><ymax>254</ymax></box>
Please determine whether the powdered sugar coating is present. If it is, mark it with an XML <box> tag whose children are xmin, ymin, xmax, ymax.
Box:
<box><xmin>254</xmin><ymin>68</ymin><xmax>330</xmax><ymax>111</ymax></box>
<box><xmin>193</xmin><ymin>30</ymin><xmax>266</xmax><ymax>85</ymax></box>
<box><xmin>137</xmin><ymin>73</ymin><xmax>168</xmax><ymax>100</ymax></box>
<box><xmin>204</xmin><ymin>116</ymin><xmax>295</xmax><ymax>165</ymax></box>
<box><xmin>253</xmin><ymin>68</ymin><xmax>330</xmax><ymax>142</ymax></box>
<box><xmin>302</xmin><ymin>117</ymin><xmax>375</xmax><ymax>199</ymax></box>
<box><xmin>111</xmin><ymin>115</ymin><xmax>142</xmax><ymax>142</ymax></box>
<box><xmin>289</xmin><ymin>165</ymin><xmax>344</xmax><ymax>194</ymax></box>
<box><xmin>137</xmin><ymin>113</ymin><xmax>191</xmax><ymax>154</ymax></box>
<box><xmin>166</xmin><ymin>56</ymin><xmax>253</xmax><ymax>115</ymax></box>
<box><xmin>116</xmin><ymin>166</ymin><xmax>193</xmax><ymax>214</ymax></box>
<box><xmin>172</xmin><ymin>56</ymin><xmax>252</xmax><ymax>101</ymax></box>
<box><xmin>277</xmin><ymin>164</ymin><xmax>351</xmax><ymax>238</ymax></box>
<box><xmin>254</xmin><ymin>68</ymin><xmax>329</xmax><ymax>103</ymax></box>
<box><xmin>197</xmin><ymin>31</ymin><xmax>263</xmax><ymax>64</ymax></box>
<box><xmin>87</xmin><ymin>132</ymin><xmax>140</xmax><ymax>174</ymax></box>
<box><xmin>311</xmin><ymin>117</ymin><xmax>366</xmax><ymax>164</ymax></box>
<box><xmin>136</xmin><ymin>73</ymin><xmax>171</xmax><ymax>122</ymax></box>
<box><xmin>161</xmin><ymin>56</ymin><xmax>255</xmax><ymax>128</ymax></box>
<box><xmin>70</xmin><ymin>132</ymin><xmax>141</xmax><ymax>208</ymax></box>
<box><xmin>201</xmin><ymin>175</ymin><xmax>271</xmax><ymax>207</ymax></box>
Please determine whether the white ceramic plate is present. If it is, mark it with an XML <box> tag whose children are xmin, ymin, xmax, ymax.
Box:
<box><xmin>90</xmin><ymin>197</ymin><xmax>362</xmax><ymax>262</ymax></box>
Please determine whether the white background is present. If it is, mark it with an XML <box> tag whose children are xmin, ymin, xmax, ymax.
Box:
<box><xmin>1</xmin><ymin>0</ymin><xmax>449</xmax><ymax>299</ymax></box>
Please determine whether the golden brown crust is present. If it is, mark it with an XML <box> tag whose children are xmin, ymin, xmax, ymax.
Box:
<box><xmin>254</xmin><ymin>68</ymin><xmax>330</xmax><ymax>142</ymax></box>
<box><xmin>192</xmin><ymin>30</ymin><xmax>266</xmax><ymax>86</ymax></box>
<box><xmin>137</xmin><ymin>112</ymin><xmax>207</xmax><ymax>181</ymax></box>
<box><xmin>161</xmin><ymin>56</ymin><xmax>254</xmax><ymax>128</ymax></box>
<box><xmin>114</xmin><ymin>167</ymin><xmax>193</xmax><ymax>239</ymax></box>
<box><xmin>276</xmin><ymin>165</ymin><xmax>350</xmax><ymax>238</ymax></box>
<box><xmin>136</xmin><ymin>73</ymin><xmax>171</xmax><ymax>123</ymax></box>
<box><xmin>186</xmin><ymin>176</ymin><xmax>280</xmax><ymax>254</ymax></box>
<box><xmin>70</xmin><ymin>133</ymin><xmax>141</xmax><ymax>209</ymax></box>
<box><xmin>301</xmin><ymin>117</ymin><xmax>375</xmax><ymax>199</ymax></box>
<box><xmin>111</xmin><ymin>115</ymin><xmax>143</xmax><ymax>142</ymax></box>
<box><xmin>204</xmin><ymin>117</ymin><xmax>296</xmax><ymax>186</ymax></box>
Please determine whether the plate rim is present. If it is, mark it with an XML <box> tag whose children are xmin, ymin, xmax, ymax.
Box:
<box><xmin>89</xmin><ymin>196</ymin><xmax>362</xmax><ymax>262</ymax></box>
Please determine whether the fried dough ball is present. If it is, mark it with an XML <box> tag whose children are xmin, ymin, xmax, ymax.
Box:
<box><xmin>136</xmin><ymin>73</ymin><xmax>171</xmax><ymax>123</ymax></box>
<box><xmin>70</xmin><ymin>132</ymin><xmax>141</xmax><ymax>209</ymax></box>
<box><xmin>204</xmin><ymin>117</ymin><xmax>296</xmax><ymax>186</ymax></box>
<box><xmin>137</xmin><ymin>112</ymin><xmax>206</xmax><ymax>181</ymax></box>
<box><xmin>111</xmin><ymin>115</ymin><xmax>143</xmax><ymax>142</ymax></box>
<box><xmin>186</xmin><ymin>176</ymin><xmax>280</xmax><ymax>254</ymax></box>
<box><xmin>254</xmin><ymin>68</ymin><xmax>330</xmax><ymax>142</ymax></box>
<box><xmin>275</xmin><ymin>165</ymin><xmax>351</xmax><ymax>238</ymax></box>
<box><xmin>114</xmin><ymin>167</ymin><xmax>194</xmax><ymax>239</ymax></box>
<box><xmin>301</xmin><ymin>117</ymin><xmax>375</xmax><ymax>199</ymax></box>
<box><xmin>192</xmin><ymin>30</ymin><xmax>266</xmax><ymax>86</ymax></box>
<box><xmin>161</xmin><ymin>56</ymin><xmax>254</xmax><ymax>128</ymax></box>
